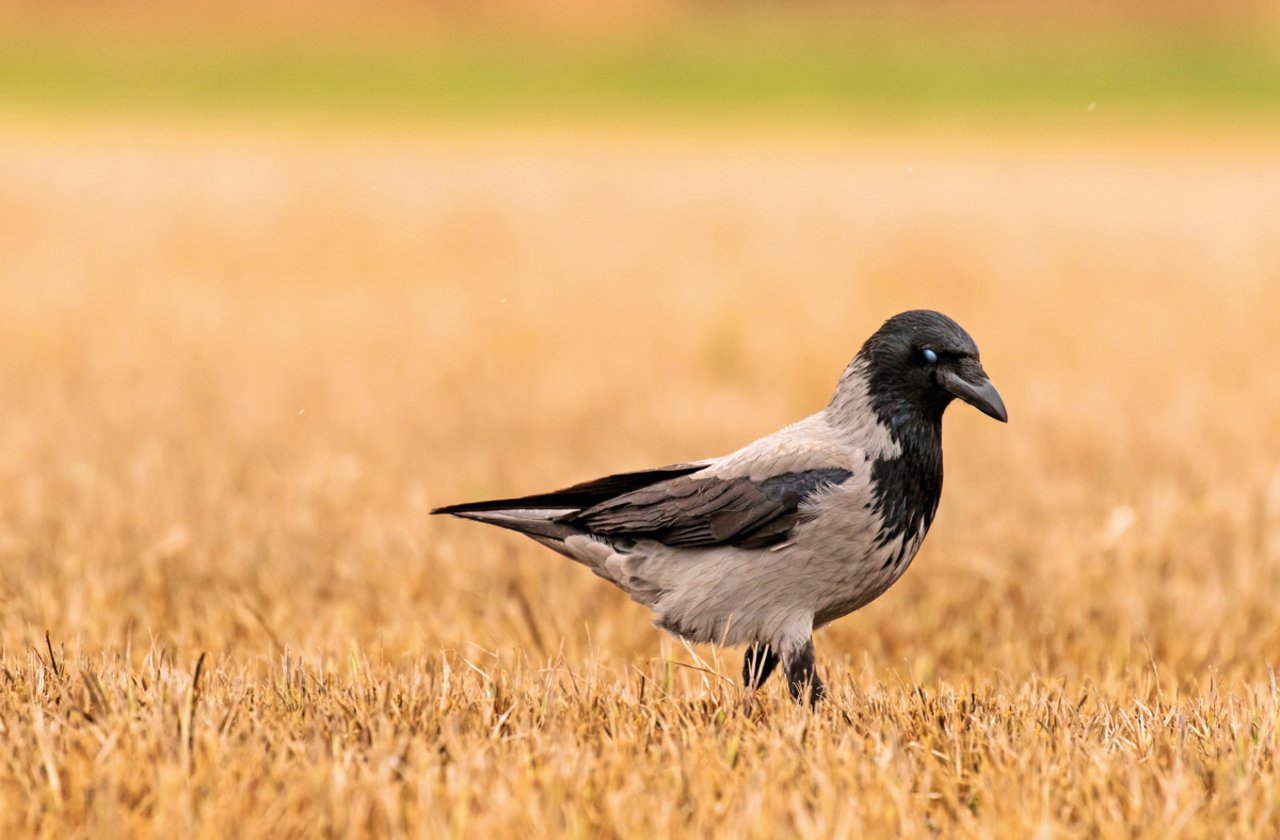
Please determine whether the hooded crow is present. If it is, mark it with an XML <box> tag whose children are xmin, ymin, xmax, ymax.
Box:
<box><xmin>433</xmin><ymin>310</ymin><xmax>1007</xmax><ymax>704</ymax></box>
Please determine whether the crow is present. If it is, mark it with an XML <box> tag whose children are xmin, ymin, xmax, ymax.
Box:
<box><xmin>433</xmin><ymin>310</ymin><xmax>1007</xmax><ymax>704</ymax></box>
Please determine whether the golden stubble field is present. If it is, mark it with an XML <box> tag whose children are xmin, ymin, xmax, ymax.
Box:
<box><xmin>1</xmin><ymin>123</ymin><xmax>1279</xmax><ymax>837</ymax></box>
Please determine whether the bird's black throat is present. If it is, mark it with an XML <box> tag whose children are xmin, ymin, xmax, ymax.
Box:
<box><xmin>869</xmin><ymin>426</ymin><xmax>943</xmax><ymax>552</ymax></box>
<box><xmin>865</xmin><ymin>368</ymin><xmax>947</xmax><ymax>551</ymax></box>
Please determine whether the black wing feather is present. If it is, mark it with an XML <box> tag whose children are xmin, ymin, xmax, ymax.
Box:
<box><xmin>570</xmin><ymin>468</ymin><xmax>852</xmax><ymax>549</ymax></box>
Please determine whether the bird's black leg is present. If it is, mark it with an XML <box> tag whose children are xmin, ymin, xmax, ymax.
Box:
<box><xmin>742</xmin><ymin>643</ymin><xmax>779</xmax><ymax>690</ymax></box>
<box><xmin>785</xmin><ymin>638</ymin><xmax>826</xmax><ymax>706</ymax></box>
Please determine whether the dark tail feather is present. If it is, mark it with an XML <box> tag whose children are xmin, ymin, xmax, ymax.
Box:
<box><xmin>440</xmin><ymin>509</ymin><xmax>583</xmax><ymax>543</ymax></box>
<box><xmin>432</xmin><ymin>462</ymin><xmax>708</xmax><ymax>553</ymax></box>
<box><xmin>430</xmin><ymin>462</ymin><xmax>707</xmax><ymax>517</ymax></box>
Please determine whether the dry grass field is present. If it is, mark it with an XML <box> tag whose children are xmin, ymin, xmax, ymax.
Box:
<box><xmin>1</xmin><ymin>123</ymin><xmax>1279</xmax><ymax>837</ymax></box>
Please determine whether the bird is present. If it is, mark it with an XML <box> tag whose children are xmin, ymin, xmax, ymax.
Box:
<box><xmin>432</xmin><ymin>310</ymin><xmax>1007</xmax><ymax>705</ymax></box>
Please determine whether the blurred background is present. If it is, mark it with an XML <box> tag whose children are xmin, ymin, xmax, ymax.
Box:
<box><xmin>2</xmin><ymin>1</ymin><xmax>1278</xmax><ymax>122</ymax></box>
<box><xmin>3</xmin><ymin>2</ymin><xmax>1280</xmax><ymax>834</ymax></box>
<box><xmin>2</xmin><ymin>0</ymin><xmax>1278</xmax><ymax>660</ymax></box>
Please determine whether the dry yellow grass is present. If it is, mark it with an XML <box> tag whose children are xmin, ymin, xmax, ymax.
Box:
<box><xmin>1</xmin><ymin>124</ymin><xmax>1279</xmax><ymax>837</ymax></box>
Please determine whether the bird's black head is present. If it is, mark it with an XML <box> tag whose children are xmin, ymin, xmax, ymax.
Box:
<box><xmin>856</xmin><ymin>310</ymin><xmax>1008</xmax><ymax>435</ymax></box>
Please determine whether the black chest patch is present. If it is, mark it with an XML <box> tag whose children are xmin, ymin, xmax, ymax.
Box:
<box><xmin>869</xmin><ymin>439</ymin><xmax>943</xmax><ymax>552</ymax></box>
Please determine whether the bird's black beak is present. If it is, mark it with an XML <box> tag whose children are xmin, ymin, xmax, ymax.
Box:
<box><xmin>940</xmin><ymin>366</ymin><xmax>1008</xmax><ymax>423</ymax></box>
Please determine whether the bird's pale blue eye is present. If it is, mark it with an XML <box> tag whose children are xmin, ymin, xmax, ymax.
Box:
<box><xmin>922</xmin><ymin>348</ymin><xmax>938</xmax><ymax>364</ymax></box>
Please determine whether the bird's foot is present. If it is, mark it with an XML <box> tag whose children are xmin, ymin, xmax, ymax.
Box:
<box><xmin>785</xmin><ymin>638</ymin><xmax>826</xmax><ymax>707</ymax></box>
<box><xmin>742</xmin><ymin>642</ymin><xmax>779</xmax><ymax>690</ymax></box>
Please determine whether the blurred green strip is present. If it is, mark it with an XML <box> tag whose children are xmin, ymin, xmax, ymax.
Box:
<box><xmin>1</xmin><ymin>24</ymin><xmax>1279</xmax><ymax>120</ymax></box>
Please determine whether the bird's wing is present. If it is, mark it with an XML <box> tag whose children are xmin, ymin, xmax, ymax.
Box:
<box><xmin>570</xmin><ymin>417</ymin><xmax>855</xmax><ymax>549</ymax></box>
<box><xmin>432</xmin><ymin>413</ymin><xmax>856</xmax><ymax>550</ymax></box>
<box><xmin>570</xmin><ymin>465</ymin><xmax>853</xmax><ymax>549</ymax></box>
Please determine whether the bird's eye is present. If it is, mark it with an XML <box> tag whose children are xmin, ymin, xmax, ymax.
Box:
<box><xmin>921</xmin><ymin>348</ymin><xmax>938</xmax><ymax>364</ymax></box>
